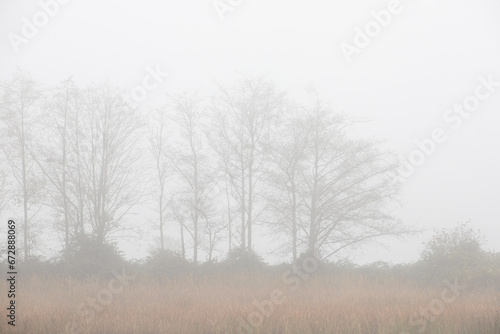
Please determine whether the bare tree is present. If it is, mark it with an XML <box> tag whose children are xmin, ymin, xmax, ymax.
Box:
<box><xmin>298</xmin><ymin>97</ymin><xmax>405</xmax><ymax>260</ymax></box>
<box><xmin>166</xmin><ymin>93</ymin><xmax>215</xmax><ymax>263</ymax></box>
<box><xmin>30</xmin><ymin>78</ymin><xmax>81</xmax><ymax>251</ymax></box>
<box><xmin>222</xmin><ymin>171</ymin><xmax>238</xmax><ymax>252</ymax></box>
<box><xmin>148</xmin><ymin>107</ymin><xmax>172</xmax><ymax>251</ymax></box>
<box><xmin>210</xmin><ymin>77</ymin><xmax>283</xmax><ymax>251</ymax></box>
<box><xmin>0</xmin><ymin>70</ymin><xmax>43</xmax><ymax>260</ymax></box>
<box><xmin>0</xmin><ymin>160</ymin><xmax>10</xmax><ymax>217</ymax></box>
<box><xmin>264</xmin><ymin>107</ymin><xmax>310</xmax><ymax>262</ymax></box>
<box><xmin>77</xmin><ymin>84</ymin><xmax>144</xmax><ymax>243</ymax></box>
<box><xmin>68</xmin><ymin>85</ymin><xmax>87</xmax><ymax>239</ymax></box>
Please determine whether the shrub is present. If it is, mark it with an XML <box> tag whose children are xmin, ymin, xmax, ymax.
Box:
<box><xmin>60</xmin><ymin>235</ymin><xmax>125</xmax><ymax>278</ymax></box>
<box><xmin>143</xmin><ymin>248</ymin><xmax>191</xmax><ymax>277</ymax></box>
<box><xmin>418</xmin><ymin>222</ymin><xmax>495</xmax><ymax>286</ymax></box>
<box><xmin>223</xmin><ymin>247</ymin><xmax>266</xmax><ymax>272</ymax></box>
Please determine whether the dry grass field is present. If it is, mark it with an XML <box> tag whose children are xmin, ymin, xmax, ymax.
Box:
<box><xmin>1</xmin><ymin>272</ymin><xmax>499</xmax><ymax>334</ymax></box>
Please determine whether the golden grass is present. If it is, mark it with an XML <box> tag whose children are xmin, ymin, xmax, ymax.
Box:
<box><xmin>1</xmin><ymin>272</ymin><xmax>499</xmax><ymax>334</ymax></box>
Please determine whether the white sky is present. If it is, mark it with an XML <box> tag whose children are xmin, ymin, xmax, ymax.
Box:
<box><xmin>1</xmin><ymin>0</ymin><xmax>499</xmax><ymax>264</ymax></box>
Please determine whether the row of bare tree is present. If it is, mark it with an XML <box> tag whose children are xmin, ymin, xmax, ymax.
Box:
<box><xmin>0</xmin><ymin>70</ymin><xmax>407</xmax><ymax>264</ymax></box>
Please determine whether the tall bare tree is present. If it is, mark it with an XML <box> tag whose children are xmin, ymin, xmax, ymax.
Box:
<box><xmin>78</xmin><ymin>84</ymin><xmax>144</xmax><ymax>243</ymax></box>
<box><xmin>0</xmin><ymin>160</ymin><xmax>10</xmax><ymax>217</ymax></box>
<box><xmin>30</xmin><ymin>78</ymin><xmax>81</xmax><ymax>251</ymax></box>
<box><xmin>299</xmin><ymin>97</ymin><xmax>405</xmax><ymax>260</ymax></box>
<box><xmin>166</xmin><ymin>94</ymin><xmax>215</xmax><ymax>263</ymax></box>
<box><xmin>148</xmin><ymin>107</ymin><xmax>172</xmax><ymax>251</ymax></box>
<box><xmin>0</xmin><ymin>70</ymin><xmax>43</xmax><ymax>260</ymax></box>
<box><xmin>264</xmin><ymin>107</ymin><xmax>310</xmax><ymax>262</ymax></box>
<box><xmin>210</xmin><ymin>77</ymin><xmax>283</xmax><ymax>251</ymax></box>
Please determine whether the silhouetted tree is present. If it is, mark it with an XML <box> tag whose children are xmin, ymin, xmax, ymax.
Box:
<box><xmin>210</xmin><ymin>77</ymin><xmax>283</xmax><ymax>251</ymax></box>
<box><xmin>165</xmin><ymin>93</ymin><xmax>215</xmax><ymax>263</ymax></box>
<box><xmin>78</xmin><ymin>84</ymin><xmax>144</xmax><ymax>243</ymax></box>
<box><xmin>287</xmin><ymin>94</ymin><xmax>405</xmax><ymax>260</ymax></box>
<box><xmin>264</xmin><ymin>106</ymin><xmax>309</xmax><ymax>262</ymax></box>
<box><xmin>148</xmin><ymin>107</ymin><xmax>172</xmax><ymax>251</ymax></box>
<box><xmin>0</xmin><ymin>70</ymin><xmax>44</xmax><ymax>260</ymax></box>
<box><xmin>30</xmin><ymin>78</ymin><xmax>81</xmax><ymax>251</ymax></box>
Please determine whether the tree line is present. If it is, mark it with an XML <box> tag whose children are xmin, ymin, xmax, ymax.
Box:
<box><xmin>0</xmin><ymin>70</ymin><xmax>407</xmax><ymax>265</ymax></box>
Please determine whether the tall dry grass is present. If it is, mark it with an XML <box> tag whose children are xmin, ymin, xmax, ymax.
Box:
<box><xmin>0</xmin><ymin>272</ymin><xmax>499</xmax><ymax>333</ymax></box>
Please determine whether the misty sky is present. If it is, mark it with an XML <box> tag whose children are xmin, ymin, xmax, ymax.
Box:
<box><xmin>1</xmin><ymin>0</ymin><xmax>499</xmax><ymax>264</ymax></box>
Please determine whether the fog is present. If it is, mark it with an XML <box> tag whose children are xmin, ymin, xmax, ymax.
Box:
<box><xmin>1</xmin><ymin>1</ymin><xmax>499</xmax><ymax>333</ymax></box>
